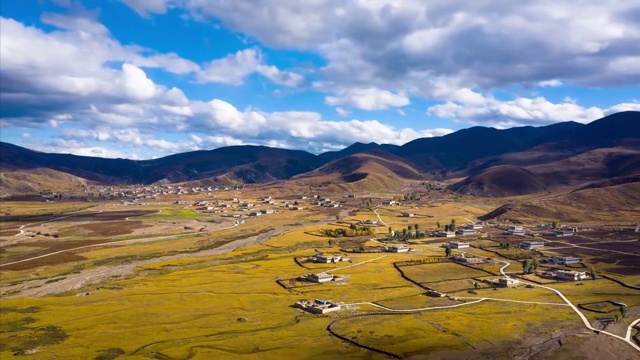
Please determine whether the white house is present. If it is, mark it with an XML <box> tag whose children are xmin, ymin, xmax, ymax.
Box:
<box><xmin>438</xmin><ymin>231</ymin><xmax>456</xmax><ymax>238</ymax></box>
<box><xmin>520</xmin><ymin>241</ymin><xmax>544</xmax><ymax>250</ymax></box>
<box><xmin>307</xmin><ymin>273</ymin><xmax>334</xmax><ymax>283</ymax></box>
<box><xmin>456</xmin><ymin>229</ymin><xmax>476</xmax><ymax>236</ymax></box>
<box><xmin>550</xmin><ymin>256</ymin><xmax>581</xmax><ymax>265</ymax></box>
<box><xmin>556</xmin><ymin>270</ymin><xmax>588</xmax><ymax>281</ymax></box>
<box><xmin>386</xmin><ymin>246</ymin><xmax>410</xmax><ymax>253</ymax></box>
<box><xmin>498</xmin><ymin>278</ymin><xmax>520</xmax><ymax>287</ymax></box>
<box><xmin>401</xmin><ymin>212</ymin><xmax>415</xmax><ymax>217</ymax></box>
<box><xmin>448</xmin><ymin>241</ymin><xmax>469</xmax><ymax>249</ymax></box>
<box><xmin>472</xmin><ymin>223</ymin><xmax>484</xmax><ymax>230</ymax></box>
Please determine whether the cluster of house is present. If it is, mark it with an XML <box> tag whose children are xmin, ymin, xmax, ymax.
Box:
<box><xmin>551</xmin><ymin>227</ymin><xmax>577</xmax><ymax>237</ymax></box>
<box><xmin>308</xmin><ymin>253</ymin><xmax>350</xmax><ymax>263</ymax></box>
<box><xmin>436</xmin><ymin>223</ymin><xmax>483</xmax><ymax>238</ymax></box>
<box><xmin>504</xmin><ymin>226</ymin><xmax>528</xmax><ymax>236</ymax></box>
<box><xmin>294</xmin><ymin>299</ymin><xmax>341</xmax><ymax>314</ymax></box>
<box><xmin>624</xmin><ymin>226</ymin><xmax>640</xmax><ymax>232</ymax></box>
<box><xmin>309</xmin><ymin>196</ymin><xmax>340</xmax><ymax>208</ymax></box>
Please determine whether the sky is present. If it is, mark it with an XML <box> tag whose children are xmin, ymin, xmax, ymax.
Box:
<box><xmin>1</xmin><ymin>0</ymin><xmax>639</xmax><ymax>159</ymax></box>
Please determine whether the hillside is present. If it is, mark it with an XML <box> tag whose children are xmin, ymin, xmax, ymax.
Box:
<box><xmin>449</xmin><ymin>165</ymin><xmax>547</xmax><ymax>197</ymax></box>
<box><xmin>479</xmin><ymin>182</ymin><xmax>640</xmax><ymax>223</ymax></box>
<box><xmin>0</xmin><ymin>168</ymin><xmax>90</xmax><ymax>196</ymax></box>
<box><xmin>288</xmin><ymin>150</ymin><xmax>425</xmax><ymax>192</ymax></box>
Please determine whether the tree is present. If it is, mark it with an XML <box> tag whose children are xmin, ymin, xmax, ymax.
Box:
<box><xmin>436</xmin><ymin>221</ymin><xmax>441</xmax><ymax>229</ymax></box>
<box><xmin>474</xmin><ymin>281</ymin><xmax>479</xmax><ymax>289</ymax></box>
<box><xmin>359</xmin><ymin>245</ymin><xmax>365</xmax><ymax>253</ymax></box>
<box><xmin>532</xmin><ymin>258</ymin><xmax>540</xmax><ymax>272</ymax></box>
<box><xmin>388</xmin><ymin>226</ymin><xmax>393</xmax><ymax>234</ymax></box>
<box><xmin>328</xmin><ymin>239</ymin><xmax>334</xmax><ymax>246</ymax></box>
<box><xmin>522</xmin><ymin>259</ymin><xmax>532</xmax><ymax>274</ymax></box>
<box><xmin>552</xmin><ymin>221</ymin><xmax>558</xmax><ymax>229</ymax></box>
<box><xmin>445</xmin><ymin>245</ymin><xmax>452</xmax><ymax>257</ymax></box>
<box><xmin>450</xmin><ymin>223</ymin><xmax>457</xmax><ymax>232</ymax></box>
<box><xmin>451</xmin><ymin>219</ymin><xmax>456</xmax><ymax>226</ymax></box>
<box><xmin>336</xmin><ymin>213</ymin><xmax>341</xmax><ymax>221</ymax></box>
<box><xmin>590</xmin><ymin>266</ymin><xmax>598</xmax><ymax>280</ymax></box>
<box><xmin>408</xmin><ymin>225</ymin><xmax>413</xmax><ymax>231</ymax></box>
<box><xmin>414</xmin><ymin>224</ymin><xmax>419</xmax><ymax>231</ymax></box>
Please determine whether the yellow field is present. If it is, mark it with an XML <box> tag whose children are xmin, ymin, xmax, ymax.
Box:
<box><xmin>1</xmin><ymin>195</ymin><xmax>639</xmax><ymax>359</ymax></box>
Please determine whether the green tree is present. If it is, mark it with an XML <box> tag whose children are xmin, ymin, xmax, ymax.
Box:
<box><xmin>445</xmin><ymin>245</ymin><xmax>452</xmax><ymax>257</ymax></box>
<box><xmin>522</xmin><ymin>259</ymin><xmax>532</xmax><ymax>274</ymax></box>
<box><xmin>328</xmin><ymin>239</ymin><xmax>334</xmax><ymax>246</ymax></box>
<box><xmin>590</xmin><ymin>266</ymin><xmax>598</xmax><ymax>280</ymax></box>
<box><xmin>359</xmin><ymin>245</ymin><xmax>365</xmax><ymax>253</ymax></box>
<box><xmin>436</xmin><ymin>221</ymin><xmax>441</xmax><ymax>229</ymax></box>
<box><xmin>474</xmin><ymin>281</ymin><xmax>479</xmax><ymax>289</ymax></box>
<box><xmin>532</xmin><ymin>258</ymin><xmax>540</xmax><ymax>272</ymax></box>
<box><xmin>552</xmin><ymin>221</ymin><xmax>558</xmax><ymax>229</ymax></box>
<box><xmin>388</xmin><ymin>226</ymin><xmax>393</xmax><ymax>234</ymax></box>
<box><xmin>408</xmin><ymin>225</ymin><xmax>413</xmax><ymax>231</ymax></box>
<box><xmin>414</xmin><ymin>224</ymin><xmax>419</xmax><ymax>231</ymax></box>
<box><xmin>451</xmin><ymin>219</ymin><xmax>456</xmax><ymax>226</ymax></box>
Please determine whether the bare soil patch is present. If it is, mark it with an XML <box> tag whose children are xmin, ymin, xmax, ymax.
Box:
<box><xmin>60</xmin><ymin>220</ymin><xmax>150</xmax><ymax>237</ymax></box>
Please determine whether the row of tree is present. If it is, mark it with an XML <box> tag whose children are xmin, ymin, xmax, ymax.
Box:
<box><xmin>322</xmin><ymin>225</ymin><xmax>375</xmax><ymax>238</ymax></box>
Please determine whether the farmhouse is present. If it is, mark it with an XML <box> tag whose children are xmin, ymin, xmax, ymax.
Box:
<box><xmin>437</xmin><ymin>231</ymin><xmax>456</xmax><ymax>238</ymax></box>
<box><xmin>456</xmin><ymin>228</ymin><xmax>476</xmax><ymax>236</ymax></box>
<box><xmin>241</xmin><ymin>203</ymin><xmax>254</xmax><ymax>208</ymax></box>
<box><xmin>448</xmin><ymin>241</ymin><xmax>469</xmax><ymax>249</ymax></box>
<box><xmin>472</xmin><ymin>223</ymin><xmax>484</xmax><ymax>230</ymax></box>
<box><xmin>554</xmin><ymin>230</ymin><xmax>575</xmax><ymax>237</ymax></box>
<box><xmin>382</xmin><ymin>200</ymin><xmax>397</xmax><ymax>206</ymax></box>
<box><xmin>556</xmin><ymin>270</ymin><xmax>588</xmax><ymax>281</ymax></box>
<box><xmin>452</xmin><ymin>255</ymin><xmax>483</xmax><ymax>264</ymax></box>
<box><xmin>401</xmin><ymin>212</ymin><xmax>415</xmax><ymax>217</ymax></box>
<box><xmin>550</xmin><ymin>256</ymin><xmax>581</xmax><ymax>265</ymax></box>
<box><xmin>425</xmin><ymin>290</ymin><xmax>446</xmax><ymax>297</ymax></box>
<box><xmin>289</xmin><ymin>206</ymin><xmax>304</xmax><ymax>210</ymax></box>
<box><xmin>306</xmin><ymin>272</ymin><xmax>334</xmax><ymax>283</ymax></box>
<box><xmin>506</xmin><ymin>226</ymin><xmax>527</xmax><ymax>236</ymax></box>
<box><xmin>248</xmin><ymin>212</ymin><xmax>261</xmax><ymax>216</ymax></box>
<box><xmin>520</xmin><ymin>241</ymin><xmax>545</xmax><ymax>250</ymax></box>
<box><xmin>260</xmin><ymin>209</ymin><xmax>275</xmax><ymax>214</ymax></box>
<box><xmin>294</xmin><ymin>299</ymin><xmax>341</xmax><ymax>314</ymax></box>
<box><xmin>498</xmin><ymin>278</ymin><xmax>520</xmax><ymax>287</ymax></box>
<box><xmin>386</xmin><ymin>246</ymin><xmax>410</xmax><ymax>253</ymax></box>
<box><xmin>310</xmin><ymin>253</ymin><xmax>349</xmax><ymax>263</ymax></box>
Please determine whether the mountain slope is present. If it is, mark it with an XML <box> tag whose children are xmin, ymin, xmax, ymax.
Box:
<box><xmin>0</xmin><ymin>168</ymin><xmax>90</xmax><ymax>196</ymax></box>
<box><xmin>449</xmin><ymin>165</ymin><xmax>547</xmax><ymax>197</ymax></box>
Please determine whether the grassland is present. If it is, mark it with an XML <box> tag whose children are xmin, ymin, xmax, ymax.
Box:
<box><xmin>1</xmin><ymin>194</ymin><xmax>639</xmax><ymax>359</ymax></box>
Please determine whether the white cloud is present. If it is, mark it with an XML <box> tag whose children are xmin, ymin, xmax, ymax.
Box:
<box><xmin>325</xmin><ymin>87</ymin><xmax>410</xmax><ymax>110</ymax></box>
<box><xmin>197</xmin><ymin>48</ymin><xmax>304</xmax><ymax>86</ymax></box>
<box><xmin>538</xmin><ymin>80</ymin><xmax>563</xmax><ymax>88</ymax></box>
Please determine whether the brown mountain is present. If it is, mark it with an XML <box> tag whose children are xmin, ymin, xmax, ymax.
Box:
<box><xmin>0</xmin><ymin>168</ymin><xmax>90</xmax><ymax>196</ymax></box>
<box><xmin>448</xmin><ymin>165</ymin><xmax>547</xmax><ymax>197</ymax></box>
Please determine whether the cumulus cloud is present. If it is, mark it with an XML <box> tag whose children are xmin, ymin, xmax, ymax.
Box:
<box><xmin>426</xmin><ymin>88</ymin><xmax>639</xmax><ymax>127</ymax></box>
<box><xmin>122</xmin><ymin>0</ymin><xmax>640</xmax><ymax>92</ymax></box>
<box><xmin>325</xmin><ymin>87</ymin><xmax>410</xmax><ymax>110</ymax></box>
<box><xmin>197</xmin><ymin>48</ymin><xmax>304</xmax><ymax>86</ymax></box>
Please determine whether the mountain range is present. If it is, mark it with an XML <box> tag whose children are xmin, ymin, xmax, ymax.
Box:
<box><xmin>1</xmin><ymin>111</ymin><xmax>639</xmax><ymax>196</ymax></box>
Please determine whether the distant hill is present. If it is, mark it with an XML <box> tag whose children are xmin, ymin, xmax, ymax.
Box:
<box><xmin>448</xmin><ymin>165</ymin><xmax>547</xmax><ymax>197</ymax></box>
<box><xmin>0</xmin><ymin>168</ymin><xmax>90</xmax><ymax>196</ymax></box>
<box><xmin>1</xmin><ymin>111</ymin><xmax>638</xmax><ymax>195</ymax></box>
<box><xmin>0</xmin><ymin>143</ymin><xmax>320</xmax><ymax>185</ymax></box>
<box><xmin>289</xmin><ymin>150</ymin><xmax>424</xmax><ymax>192</ymax></box>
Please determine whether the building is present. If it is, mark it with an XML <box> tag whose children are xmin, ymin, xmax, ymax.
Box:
<box><xmin>550</xmin><ymin>256</ymin><xmax>581</xmax><ymax>265</ymax></box>
<box><xmin>347</xmin><ymin>194</ymin><xmax>356</xmax><ymax>198</ymax></box>
<box><xmin>386</xmin><ymin>246</ymin><xmax>410</xmax><ymax>253</ymax></box>
<box><xmin>401</xmin><ymin>212</ymin><xmax>415</xmax><ymax>217</ymax></box>
<box><xmin>520</xmin><ymin>241</ymin><xmax>545</xmax><ymax>250</ymax></box>
<box><xmin>294</xmin><ymin>299</ymin><xmax>341</xmax><ymax>314</ymax></box>
<box><xmin>437</xmin><ymin>231</ymin><xmax>456</xmax><ymax>238</ymax></box>
<box><xmin>456</xmin><ymin>229</ymin><xmax>476</xmax><ymax>236</ymax></box>
<box><xmin>556</xmin><ymin>270</ymin><xmax>588</xmax><ymax>281</ymax></box>
<box><xmin>310</xmin><ymin>253</ymin><xmax>348</xmax><ymax>263</ymax></box>
<box><xmin>452</xmin><ymin>255</ymin><xmax>483</xmax><ymax>264</ymax></box>
<box><xmin>554</xmin><ymin>230</ymin><xmax>575</xmax><ymax>237</ymax></box>
<box><xmin>260</xmin><ymin>209</ymin><xmax>275</xmax><ymax>214</ymax></box>
<box><xmin>289</xmin><ymin>206</ymin><xmax>304</xmax><ymax>210</ymax></box>
<box><xmin>472</xmin><ymin>223</ymin><xmax>484</xmax><ymax>230</ymax></box>
<box><xmin>498</xmin><ymin>277</ymin><xmax>520</xmax><ymax>287</ymax></box>
<box><xmin>306</xmin><ymin>273</ymin><xmax>334</xmax><ymax>283</ymax></box>
<box><xmin>248</xmin><ymin>212</ymin><xmax>261</xmax><ymax>216</ymax></box>
<box><xmin>241</xmin><ymin>203</ymin><xmax>254</xmax><ymax>208</ymax></box>
<box><xmin>625</xmin><ymin>226</ymin><xmax>640</xmax><ymax>232</ymax></box>
<box><xmin>506</xmin><ymin>226</ymin><xmax>526</xmax><ymax>236</ymax></box>
<box><xmin>382</xmin><ymin>200</ymin><xmax>396</xmax><ymax>206</ymax></box>
<box><xmin>448</xmin><ymin>241</ymin><xmax>469</xmax><ymax>249</ymax></box>
<box><xmin>425</xmin><ymin>290</ymin><xmax>446</xmax><ymax>297</ymax></box>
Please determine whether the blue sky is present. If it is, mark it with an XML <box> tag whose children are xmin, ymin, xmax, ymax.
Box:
<box><xmin>1</xmin><ymin>0</ymin><xmax>639</xmax><ymax>159</ymax></box>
